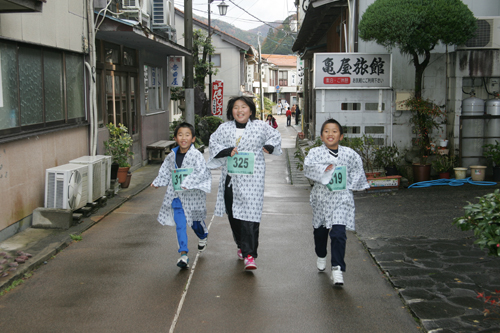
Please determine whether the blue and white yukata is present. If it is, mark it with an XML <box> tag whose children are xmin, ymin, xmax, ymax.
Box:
<box><xmin>207</xmin><ymin>119</ymin><xmax>282</xmax><ymax>258</ymax></box>
<box><xmin>304</xmin><ymin>144</ymin><xmax>369</xmax><ymax>271</ymax></box>
<box><xmin>152</xmin><ymin>145</ymin><xmax>211</xmax><ymax>253</ymax></box>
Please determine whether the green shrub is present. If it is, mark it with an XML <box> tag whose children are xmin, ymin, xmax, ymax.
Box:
<box><xmin>453</xmin><ymin>189</ymin><xmax>500</xmax><ymax>257</ymax></box>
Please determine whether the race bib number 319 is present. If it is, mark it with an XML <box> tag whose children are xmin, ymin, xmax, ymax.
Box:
<box><xmin>326</xmin><ymin>166</ymin><xmax>347</xmax><ymax>191</ymax></box>
<box><xmin>227</xmin><ymin>152</ymin><xmax>255</xmax><ymax>175</ymax></box>
<box><xmin>172</xmin><ymin>168</ymin><xmax>193</xmax><ymax>191</ymax></box>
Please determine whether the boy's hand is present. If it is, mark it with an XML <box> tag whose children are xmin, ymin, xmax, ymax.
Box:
<box><xmin>325</xmin><ymin>164</ymin><xmax>334</xmax><ymax>172</ymax></box>
<box><xmin>150</xmin><ymin>183</ymin><xmax>158</xmax><ymax>188</ymax></box>
<box><xmin>230</xmin><ymin>147</ymin><xmax>238</xmax><ymax>157</ymax></box>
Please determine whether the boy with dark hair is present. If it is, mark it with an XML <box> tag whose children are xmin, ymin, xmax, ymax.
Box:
<box><xmin>151</xmin><ymin>122</ymin><xmax>211</xmax><ymax>269</ymax></box>
<box><xmin>304</xmin><ymin>118</ymin><xmax>369</xmax><ymax>285</ymax></box>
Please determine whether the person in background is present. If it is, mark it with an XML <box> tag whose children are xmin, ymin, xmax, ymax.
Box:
<box><xmin>286</xmin><ymin>107</ymin><xmax>292</xmax><ymax>127</ymax></box>
<box><xmin>295</xmin><ymin>104</ymin><xmax>301</xmax><ymax>125</ymax></box>
<box><xmin>266</xmin><ymin>114</ymin><xmax>278</xmax><ymax>129</ymax></box>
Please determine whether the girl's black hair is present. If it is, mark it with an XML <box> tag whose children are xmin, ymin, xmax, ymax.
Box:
<box><xmin>267</xmin><ymin>114</ymin><xmax>273</xmax><ymax>119</ymax></box>
<box><xmin>320</xmin><ymin>118</ymin><xmax>344</xmax><ymax>135</ymax></box>
<box><xmin>226</xmin><ymin>96</ymin><xmax>257</xmax><ymax>121</ymax></box>
<box><xmin>174</xmin><ymin>122</ymin><xmax>195</xmax><ymax>137</ymax></box>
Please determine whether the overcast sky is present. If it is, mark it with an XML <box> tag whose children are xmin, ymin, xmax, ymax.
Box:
<box><xmin>174</xmin><ymin>0</ymin><xmax>297</xmax><ymax>31</ymax></box>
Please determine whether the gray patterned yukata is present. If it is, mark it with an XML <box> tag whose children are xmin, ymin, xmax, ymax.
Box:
<box><xmin>304</xmin><ymin>144</ymin><xmax>369</xmax><ymax>231</ymax></box>
<box><xmin>152</xmin><ymin>145</ymin><xmax>211</xmax><ymax>227</ymax></box>
<box><xmin>207</xmin><ymin>120</ymin><xmax>282</xmax><ymax>223</ymax></box>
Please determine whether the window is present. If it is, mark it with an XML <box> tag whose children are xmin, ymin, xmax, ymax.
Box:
<box><xmin>341</xmin><ymin>103</ymin><xmax>361</xmax><ymax>110</ymax></box>
<box><xmin>211</xmin><ymin>54</ymin><xmax>221</xmax><ymax>67</ymax></box>
<box><xmin>344</xmin><ymin>126</ymin><xmax>361</xmax><ymax>134</ymax></box>
<box><xmin>144</xmin><ymin>65</ymin><xmax>164</xmax><ymax>112</ymax></box>
<box><xmin>0</xmin><ymin>40</ymin><xmax>85</xmax><ymax>138</ymax></box>
<box><xmin>365</xmin><ymin>103</ymin><xmax>385</xmax><ymax>111</ymax></box>
<box><xmin>279</xmin><ymin>71</ymin><xmax>288</xmax><ymax>86</ymax></box>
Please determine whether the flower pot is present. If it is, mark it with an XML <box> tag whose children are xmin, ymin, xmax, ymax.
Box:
<box><xmin>494</xmin><ymin>166</ymin><xmax>500</xmax><ymax>182</ymax></box>
<box><xmin>437</xmin><ymin>149</ymin><xmax>449</xmax><ymax>155</ymax></box>
<box><xmin>438</xmin><ymin>172</ymin><xmax>450</xmax><ymax>179</ymax></box>
<box><xmin>470</xmin><ymin>165</ymin><xmax>487</xmax><ymax>181</ymax></box>
<box><xmin>454</xmin><ymin>167</ymin><xmax>467</xmax><ymax>180</ymax></box>
<box><xmin>117</xmin><ymin>167</ymin><xmax>130</xmax><ymax>183</ymax></box>
<box><xmin>298</xmin><ymin>132</ymin><xmax>305</xmax><ymax>140</ymax></box>
<box><xmin>366</xmin><ymin>172</ymin><xmax>381</xmax><ymax>178</ymax></box>
<box><xmin>385</xmin><ymin>166</ymin><xmax>399</xmax><ymax>176</ymax></box>
<box><xmin>121</xmin><ymin>173</ymin><xmax>132</xmax><ymax>188</ymax></box>
<box><xmin>412</xmin><ymin>163</ymin><xmax>431</xmax><ymax>183</ymax></box>
<box><xmin>439</xmin><ymin>139</ymin><xmax>448</xmax><ymax>147</ymax></box>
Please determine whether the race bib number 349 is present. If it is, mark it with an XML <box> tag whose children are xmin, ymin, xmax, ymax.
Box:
<box><xmin>326</xmin><ymin>166</ymin><xmax>347</xmax><ymax>191</ymax></box>
<box><xmin>227</xmin><ymin>152</ymin><xmax>255</xmax><ymax>175</ymax></box>
<box><xmin>172</xmin><ymin>168</ymin><xmax>193</xmax><ymax>191</ymax></box>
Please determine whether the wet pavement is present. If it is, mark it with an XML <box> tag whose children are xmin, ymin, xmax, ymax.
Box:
<box><xmin>0</xmin><ymin>115</ymin><xmax>499</xmax><ymax>332</ymax></box>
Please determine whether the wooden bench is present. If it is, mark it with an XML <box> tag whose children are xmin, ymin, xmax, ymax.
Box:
<box><xmin>147</xmin><ymin>140</ymin><xmax>176</xmax><ymax>162</ymax></box>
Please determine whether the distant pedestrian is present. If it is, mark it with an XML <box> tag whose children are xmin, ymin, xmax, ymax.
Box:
<box><xmin>207</xmin><ymin>96</ymin><xmax>282</xmax><ymax>270</ymax></box>
<box><xmin>151</xmin><ymin>122</ymin><xmax>211</xmax><ymax>269</ymax></box>
<box><xmin>303</xmin><ymin>118</ymin><xmax>369</xmax><ymax>286</ymax></box>
<box><xmin>266</xmin><ymin>114</ymin><xmax>278</xmax><ymax>129</ymax></box>
<box><xmin>277</xmin><ymin>99</ymin><xmax>282</xmax><ymax>115</ymax></box>
<box><xmin>286</xmin><ymin>107</ymin><xmax>292</xmax><ymax>126</ymax></box>
<box><xmin>295</xmin><ymin>105</ymin><xmax>301</xmax><ymax>125</ymax></box>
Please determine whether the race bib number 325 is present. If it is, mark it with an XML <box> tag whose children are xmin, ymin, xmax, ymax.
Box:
<box><xmin>171</xmin><ymin>168</ymin><xmax>193</xmax><ymax>191</ymax></box>
<box><xmin>227</xmin><ymin>152</ymin><xmax>255</xmax><ymax>175</ymax></box>
<box><xmin>326</xmin><ymin>166</ymin><xmax>347</xmax><ymax>191</ymax></box>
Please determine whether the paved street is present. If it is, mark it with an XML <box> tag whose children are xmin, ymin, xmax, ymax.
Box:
<box><xmin>0</xmin><ymin>115</ymin><xmax>421</xmax><ymax>332</ymax></box>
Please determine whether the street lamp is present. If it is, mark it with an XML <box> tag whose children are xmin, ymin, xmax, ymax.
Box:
<box><xmin>208</xmin><ymin>0</ymin><xmax>228</xmax><ymax>116</ymax></box>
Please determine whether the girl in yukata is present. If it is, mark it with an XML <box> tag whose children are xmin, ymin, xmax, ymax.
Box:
<box><xmin>151</xmin><ymin>123</ymin><xmax>211</xmax><ymax>269</ymax></box>
<box><xmin>304</xmin><ymin>119</ymin><xmax>369</xmax><ymax>285</ymax></box>
<box><xmin>208</xmin><ymin>96</ymin><xmax>282</xmax><ymax>270</ymax></box>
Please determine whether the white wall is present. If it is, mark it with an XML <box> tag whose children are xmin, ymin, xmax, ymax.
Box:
<box><xmin>0</xmin><ymin>0</ymin><xmax>87</xmax><ymax>53</ymax></box>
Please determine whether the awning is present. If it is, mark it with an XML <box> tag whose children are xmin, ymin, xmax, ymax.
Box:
<box><xmin>95</xmin><ymin>14</ymin><xmax>190</xmax><ymax>57</ymax></box>
<box><xmin>292</xmin><ymin>0</ymin><xmax>347</xmax><ymax>54</ymax></box>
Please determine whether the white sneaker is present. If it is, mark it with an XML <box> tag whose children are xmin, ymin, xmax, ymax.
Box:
<box><xmin>331</xmin><ymin>266</ymin><xmax>344</xmax><ymax>285</ymax></box>
<box><xmin>317</xmin><ymin>257</ymin><xmax>327</xmax><ymax>271</ymax></box>
<box><xmin>198</xmin><ymin>237</ymin><xmax>207</xmax><ymax>252</ymax></box>
<box><xmin>176</xmin><ymin>255</ymin><xmax>189</xmax><ymax>269</ymax></box>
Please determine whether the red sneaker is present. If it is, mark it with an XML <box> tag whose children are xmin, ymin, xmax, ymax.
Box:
<box><xmin>237</xmin><ymin>248</ymin><xmax>243</xmax><ymax>260</ymax></box>
<box><xmin>244</xmin><ymin>255</ymin><xmax>257</xmax><ymax>270</ymax></box>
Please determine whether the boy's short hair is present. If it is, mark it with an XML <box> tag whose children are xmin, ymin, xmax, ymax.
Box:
<box><xmin>320</xmin><ymin>118</ymin><xmax>344</xmax><ymax>135</ymax></box>
<box><xmin>226</xmin><ymin>96</ymin><xmax>257</xmax><ymax>121</ymax></box>
<box><xmin>174</xmin><ymin>122</ymin><xmax>195</xmax><ymax>137</ymax></box>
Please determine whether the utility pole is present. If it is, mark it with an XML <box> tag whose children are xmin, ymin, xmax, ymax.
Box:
<box><xmin>258</xmin><ymin>33</ymin><xmax>264</xmax><ymax>120</ymax></box>
<box><xmin>184</xmin><ymin>0</ymin><xmax>194</xmax><ymax>126</ymax></box>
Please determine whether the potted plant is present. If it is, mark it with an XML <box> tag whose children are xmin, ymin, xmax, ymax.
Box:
<box><xmin>104</xmin><ymin>123</ymin><xmax>134</xmax><ymax>184</ymax></box>
<box><xmin>342</xmin><ymin>134</ymin><xmax>378</xmax><ymax>176</ymax></box>
<box><xmin>374</xmin><ymin>144</ymin><xmax>403</xmax><ymax>176</ymax></box>
<box><xmin>405</xmin><ymin>97</ymin><xmax>445</xmax><ymax>182</ymax></box>
<box><xmin>483</xmin><ymin>140</ymin><xmax>500</xmax><ymax>182</ymax></box>
<box><xmin>431</xmin><ymin>154</ymin><xmax>456</xmax><ymax>179</ymax></box>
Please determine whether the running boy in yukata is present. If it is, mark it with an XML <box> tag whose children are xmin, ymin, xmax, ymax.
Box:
<box><xmin>151</xmin><ymin>123</ymin><xmax>211</xmax><ymax>269</ymax></box>
<box><xmin>304</xmin><ymin>119</ymin><xmax>369</xmax><ymax>285</ymax></box>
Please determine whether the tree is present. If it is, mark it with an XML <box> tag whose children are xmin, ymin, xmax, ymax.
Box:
<box><xmin>358</xmin><ymin>0</ymin><xmax>476</xmax><ymax>98</ymax></box>
<box><xmin>193</xmin><ymin>29</ymin><xmax>218</xmax><ymax>89</ymax></box>
<box><xmin>261</xmin><ymin>16</ymin><xmax>295</xmax><ymax>55</ymax></box>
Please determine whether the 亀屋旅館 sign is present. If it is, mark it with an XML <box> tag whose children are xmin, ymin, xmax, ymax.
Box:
<box><xmin>314</xmin><ymin>53</ymin><xmax>392</xmax><ymax>89</ymax></box>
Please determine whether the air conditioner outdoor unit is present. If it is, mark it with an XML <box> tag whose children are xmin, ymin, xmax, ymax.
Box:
<box><xmin>69</xmin><ymin>156</ymin><xmax>107</xmax><ymax>202</ymax></box>
<box><xmin>96</xmin><ymin>155</ymin><xmax>112</xmax><ymax>191</ymax></box>
<box><xmin>151</xmin><ymin>0</ymin><xmax>172</xmax><ymax>27</ymax></box>
<box><xmin>122</xmin><ymin>0</ymin><xmax>140</xmax><ymax>10</ymax></box>
<box><xmin>45</xmin><ymin>164</ymin><xmax>89</xmax><ymax>210</ymax></box>
<box><xmin>245</xmin><ymin>83</ymin><xmax>253</xmax><ymax>92</ymax></box>
<box><xmin>458</xmin><ymin>17</ymin><xmax>500</xmax><ymax>49</ymax></box>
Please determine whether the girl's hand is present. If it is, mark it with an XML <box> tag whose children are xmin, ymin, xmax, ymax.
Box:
<box><xmin>263</xmin><ymin>147</ymin><xmax>270</xmax><ymax>154</ymax></box>
<box><xmin>325</xmin><ymin>164</ymin><xmax>334</xmax><ymax>172</ymax></box>
<box><xmin>230</xmin><ymin>147</ymin><xmax>238</xmax><ymax>157</ymax></box>
<box><xmin>150</xmin><ymin>183</ymin><xmax>158</xmax><ymax>188</ymax></box>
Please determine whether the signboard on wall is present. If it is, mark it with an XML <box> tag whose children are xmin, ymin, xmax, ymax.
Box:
<box><xmin>297</xmin><ymin>58</ymin><xmax>304</xmax><ymax>86</ymax></box>
<box><xmin>314</xmin><ymin>53</ymin><xmax>392</xmax><ymax>89</ymax></box>
<box><xmin>168</xmin><ymin>57</ymin><xmax>183</xmax><ymax>87</ymax></box>
<box><xmin>212</xmin><ymin>80</ymin><xmax>224</xmax><ymax>116</ymax></box>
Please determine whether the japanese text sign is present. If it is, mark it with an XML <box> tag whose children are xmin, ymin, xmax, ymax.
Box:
<box><xmin>212</xmin><ymin>80</ymin><xmax>224</xmax><ymax>116</ymax></box>
<box><xmin>168</xmin><ymin>57</ymin><xmax>183</xmax><ymax>87</ymax></box>
<box><xmin>297</xmin><ymin>58</ymin><xmax>304</xmax><ymax>86</ymax></box>
<box><xmin>314</xmin><ymin>53</ymin><xmax>392</xmax><ymax>89</ymax></box>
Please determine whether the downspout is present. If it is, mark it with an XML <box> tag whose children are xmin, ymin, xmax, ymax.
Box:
<box><xmin>86</xmin><ymin>0</ymin><xmax>98</xmax><ymax>156</ymax></box>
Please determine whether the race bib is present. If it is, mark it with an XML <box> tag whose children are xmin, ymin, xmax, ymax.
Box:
<box><xmin>227</xmin><ymin>152</ymin><xmax>255</xmax><ymax>175</ymax></box>
<box><xmin>171</xmin><ymin>168</ymin><xmax>193</xmax><ymax>191</ymax></box>
<box><xmin>326</xmin><ymin>166</ymin><xmax>347</xmax><ymax>191</ymax></box>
